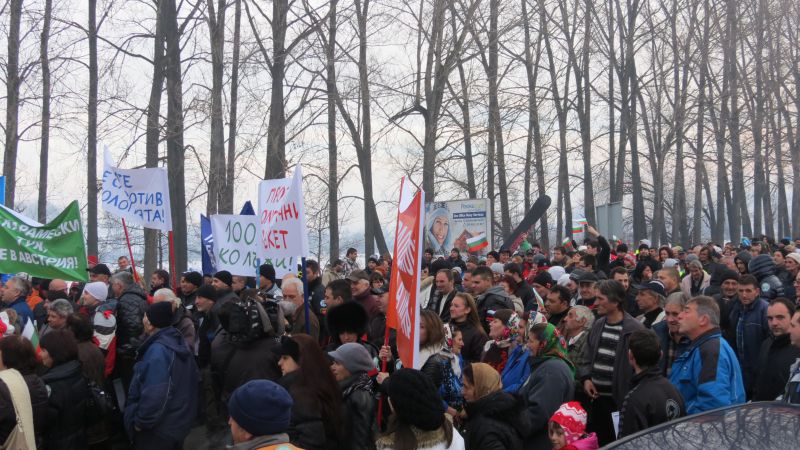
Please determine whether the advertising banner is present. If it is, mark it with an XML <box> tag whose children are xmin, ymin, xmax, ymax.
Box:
<box><xmin>424</xmin><ymin>199</ymin><xmax>491</xmax><ymax>256</ymax></box>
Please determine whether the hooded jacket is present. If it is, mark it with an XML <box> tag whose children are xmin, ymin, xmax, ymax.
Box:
<box><xmin>734</xmin><ymin>251</ymin><xmax>752</xmax><ymax>274</ymax></box>
<box><xmin>475</xmin><ymin>286</ymin><xmax>514</xmax><ymax>333</ymax></box>
<box><xmin>519</xmin><ymin>357</ymin><xmax>575</xmax><ymax>450</ymax></box>
<box><xmin>748</xmin><ymin>255</ymin><xmax>786</xmax><ymax>301</ymax></box>
<box><xmin>668</xmin><ymin>328</ymin><xmax>745</xmax><ymax>414</ymax></box>
<box><xmin>728</xmin><ymin>298</ymin><xmax>769</xmax><ymax>395</ymax></box>
<box><xmin>464</xmin><ymin>390</ymin><xmax>531</xmax><ymax>450</ymax></box>
<box><xmin>124</xmin><ymin>326</ymin><xmax>199</xmax><ymax>443</ymax></box>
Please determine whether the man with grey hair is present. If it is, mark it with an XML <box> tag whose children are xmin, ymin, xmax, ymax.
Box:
<box><xmin>1</xmin><ymin>276</ymin><xmax>33</xmax><ymax>326</ymax></box>
<box><xmin>41</xmin><ymin>298</ymin><xmax>73</xmax><ymax>336</ymax></box>
<box><xmin>282</xmin><ymin>278</ymin><xmax>319</xmax><ymax>340</ymax></box>
<box><xmin>669</xmin><ymin>295</ymin><xmax>745</xmax><ymax>414</ymax></box>
<box><xmin>634</xmin><ymin>280</ymin><xmax>667</xmax><ymax>329</ymax></box>
<box><xmin>564</xmin><ymin>305</ymin><xmax>594</xmax><ymax>375</ymax></box>
<box><xmin>111</xmin><ymin>270</ymin><xmax>149</xmax><ymax>390</ymax></box>
<box><xmin>653</xmin><ymin>292</ymin><xmax>691</xmax><ymax>376</ymax></box>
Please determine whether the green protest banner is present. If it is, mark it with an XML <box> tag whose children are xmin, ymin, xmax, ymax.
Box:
<box><xmin>0</xmin><ymin>201</ymin><xmax>88</xmax><ymax>281</ymax></box>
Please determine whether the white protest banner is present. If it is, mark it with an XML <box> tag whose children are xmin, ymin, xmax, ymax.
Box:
<box><xmin>210</xmin><ymin>214</ymin><xmax>260</xmax><ymax>276</ymax></box>
<box><xmin>257</xmin><ymin>165</ymin><xmax>309</xmax><ymax>272</ymax></box>
<box><xmin>100</xmin><ymin>148</ymin><xmax>173</xmax><ymax>231</ymax></box>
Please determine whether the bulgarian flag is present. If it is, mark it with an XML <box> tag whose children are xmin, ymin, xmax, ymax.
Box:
<box><xmin>22</xmin><ymin>318</ymin><xmax>41</xmax><ymax>357</ymax></box>
<box><xmin>572</xmin><ymin>224</ymin><xmax>584</xmax><ymax>233</ymax></box>
<box><xmin>467</xmin><ymin>233</ymin><xmax>489</xmax><ymax>252</ymax></box>
<box><xmin>562</xmin><ymin>236</ymin><xmax>573</xmax><ymax>248</ymax></box>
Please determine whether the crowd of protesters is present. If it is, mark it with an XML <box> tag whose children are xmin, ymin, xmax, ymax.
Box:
<box><xmin>1</xmin><ymin>230</ymin><xmax>800</xmax><ymax>450</ymax></box>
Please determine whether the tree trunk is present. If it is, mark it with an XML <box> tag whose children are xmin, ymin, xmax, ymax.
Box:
<box><xmin>327</xmin><ymin>0</ymin><xmax>339</xmax><ymax>260</ymax></box>
<box><xmin>144</xmin><ymin>0</ymin><xmax>166</xmax><ymax>279</ymax></box>
<box><xmin>206</xmin><ymin>0</ymin><xmax>227</xmax><ymax>215</ymax></box>
<box><xmin>455</xmin><ymin>57</ymin><xmax>476</xmax><ymax>199</ymax></box>
<box><xmin>38</xmin><ymin>0</ymin><xmax>53</xmax><ymax>222</ymax></box>
<box><xmin>488</xmin><ymin>0</ymin><xmax>511</xmax><ymax>240</ymax></box>
<box><xmin>164</xmin><ymin>0</ymin><xmax>187</xmax><ymax>274</ymax></box>
<box><xmin>692</xmin><ymin>0</ymin><xmax>711</xmax><ymax>244</ymax></box>
<box><xmin>265</xmin><ymin>0</ymin><xmax>288</xmax><ymax>180</ymax></box>
<box><xmin>87</xmin><ymin>0</ymin><xmax>99</xmax><ymax>255</ymax></box>
<box><xmin>224</xmin><ymin>0</ymin><xmax>242</xmax><ymax>214</ymax></box>
<box><xmin>607</xmin><ymin>0</ymin><xmax>617</xmax><ymax>199</ymax></box>
<box><xmin>724</xmin><ymin>0</ymin><xmax>747</xmax><ymax>243</ymax></box>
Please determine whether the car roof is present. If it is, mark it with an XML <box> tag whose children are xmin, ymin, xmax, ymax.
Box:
<box><xmin>605</xmin><ymin>401</ymin><xmax>800</xmax><ymax>449</ymax></box>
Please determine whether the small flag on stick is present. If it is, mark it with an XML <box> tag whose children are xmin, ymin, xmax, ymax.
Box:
<box><xmin>466</xmin><ymin>233</ymin><xmax>489</xmax><ymax>252</ymax></box>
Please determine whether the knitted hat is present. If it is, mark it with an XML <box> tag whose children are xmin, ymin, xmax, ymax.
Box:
<box><xmin>786</xmin><ymin>253</ymin><xmax>800</xmax><ymax>266</ymax></box>
<box><xmin>383</xmin><ymin>368</ymin><xmax>444</xmax><ymax>431</ymax></box>
<box><xmin>327</xmin><ymin>342</ymin><xmax>375</xmax><ymax>374</ymax></box>
<box><xmin>228</xmin><ymin>380</ymin><xmax>293</xmax><ymax>436</ymax></box>
<box><xmin>82</xmin><ymin>282</ymin><xmax>108</xmax><ymax>302</ymax></box>
<box><xmin>718</xmin><ymin>269</ymin><xmax>740</xmax><ymax>284</ymax></box>
<box><xmin>548</xmin><ymin>266</ymin><xmax>566</xmax><ymax>282</ymax></box>
<box><xmin>662</xmin><ymin>258</ymin><xmax>680</xmax><ymax>268</ymax></box>
<box><xmin>196</xmin><ymin>284</ymin><xmax>218</xmax><ymax>301</ymax></box>
<box><xmin>259</xmin><ymin>264</ymin><xmax>276</xmax><ymax>283</ymax></box>
<box><xmin>490</xmin><ymin>263</ymin><xmax>505</xmax><ymax>276</ymax></box>
<box><xmin>182</xmin><ymin>271</ymin><xmax>203</xmax><ymax>287</ymax></box>
<box><xmin>549</xmin><ymin>401</ymin><xmax>588</xmax><ymax>445</ymax></box>
<box><xmin>146</xmin><ymin>301</ymin><xmax>174</xmax><ymax>328</ymax></box>
<box><xmin>326</xmin><ymin>302</ymin><xmax>369</xmax><ymax>337</ymax></box>
<box><xmin>213</xmin><ymin>270</ymin><xmax>233</xmax><ymax>287</ymax></box>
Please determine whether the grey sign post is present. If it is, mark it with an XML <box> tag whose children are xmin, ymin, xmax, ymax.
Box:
<box><xmin>595</xmin><ymin>202</ymin><xmax>623</xmax><ymax>240</ymax></box>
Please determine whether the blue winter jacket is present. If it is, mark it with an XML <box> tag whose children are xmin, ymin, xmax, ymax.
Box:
<box><xmin>669</xmin><ymin>328</ymin><xmax>745</xmax><ymax>415</ymax></box>
<box><xmin>501</xmin><ymin>345</ymin><xmax>531</xmax><ymax>394</ymax></box>
<box><xmin>728</xmin><ymin>298</ymin><xmax>769</xmax><ymax>395</ymax></box>
<box><xmin>124</xmin><ymin>327</ymin><xmax>199</xmax><ymax>443</ymax></box>
<box><xmin>7</xmin><ymin>297</ymin><xmax>33</xmax><ymax>327</ymax></box>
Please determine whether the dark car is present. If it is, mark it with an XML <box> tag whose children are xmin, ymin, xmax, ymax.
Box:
<box><xmin>605</xmin><ymin>402</ymin><xmax>800</xmax><ymax>450</ymax></box>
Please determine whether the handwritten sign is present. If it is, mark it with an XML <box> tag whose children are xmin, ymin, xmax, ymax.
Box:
<box><xmin>100</xmin><ymin>148</ymin><xmax>173</xmax><ymax>231</ymax></box>
<box><xmin>257</xmin><ymin>165</ymin><xmax>309</xmax><ymax>261</ymax></box>
<box><xmin>210</xmin><ymin>214</ymin><xmax>260</xmax><ymax>276</ymax></box>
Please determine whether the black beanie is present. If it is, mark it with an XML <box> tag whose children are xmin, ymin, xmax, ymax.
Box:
<box><xmin>384</xmin><ymin>369</ymin><xmax>445</xmax><ymax>430</ymax></box>
<box><xmin>196</xmin><ymin>284</ymin><xmax>218</xmax><ymax>301</ymax></box>
<box><xmin>182</xmin><ymin>271</ymin><xmax>203</xmax><ymax>287</ymax></box>
<box><xmin>718</xmin><ymin>269</ymin><xmax>740</xmax><ymax>284</ymax></box>
<box><xmin>147</xmin><ymin>301</ymin><xmax>174</xmax><ymax>328</ymax></box>
<box><xmin>259</xmin><ymin>264</ymin><xmax>276</xmax><ymax>283</ymax></box>
<box><xmin>278</xmin><ymin>336</ymin><xmax>300</xmax><ymax>362</ymax></box>
<box><xmin>532</xmin><ymin>271</ymin><xmax>553</xmax><ymax>287</ymax></box>
<box><xmin>214</xmin><ymin>270</ymin><xmax>233</xmax><ymax>287</ymax></box>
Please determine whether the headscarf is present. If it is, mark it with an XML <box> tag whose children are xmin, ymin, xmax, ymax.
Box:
<box><xmin>490</xmin><ymin>309</ymin><xmax>521</xmax><ymax>346</ymax></box>
<box><xmin>469</xmin><ymin>362</ymin><xmax>502</xmax><ymax>401</ymax></box>
<box><xmin>425</xmin><ymin>207</ymin><xmax>451</xmax><ymax>255</ymax></box>
<box><xmin>531</xmin><ymin>323</ymin><xmax>575</xmax><ymax>376</ymax></box>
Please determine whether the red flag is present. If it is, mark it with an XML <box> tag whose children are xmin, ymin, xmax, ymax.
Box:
<box><xmin>387</xmin><ymin>178</ymin><xmax>424</xmax><ymax>369</ymax></box>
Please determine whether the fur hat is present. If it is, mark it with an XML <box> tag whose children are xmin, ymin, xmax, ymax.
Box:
<box><xmin>549</xmin><ymin>401</ymin><xmax>588</xmax><ymax>445</ymax></box>
<box><xmin>326</xmin><ymin>302</ymin><xmax>368</xmax><ymax>338</ymax></box>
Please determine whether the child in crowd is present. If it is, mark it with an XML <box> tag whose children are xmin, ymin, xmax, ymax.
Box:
<box><xmin>548</xmin><ymin>402</ymin><xmax>598</xmax><ymax>450</ymax></box>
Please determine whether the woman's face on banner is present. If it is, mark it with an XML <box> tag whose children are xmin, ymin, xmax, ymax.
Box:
<box><xmin>431</xmin><ymin>215</ymin><xmax>449</xmax><ymax>245</ymax></box>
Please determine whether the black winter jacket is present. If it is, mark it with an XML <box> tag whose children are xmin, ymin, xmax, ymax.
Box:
<box><xmin>278</xmin><ymin>371</ymin><xmax>343</xmax><ymax>450</ymax></box>
<box><xmin>340</xmin><ymin>372</ymin><xmax>377</xmax><ymax>450</ymax></box>
<box><xmin>617</xmin><ymin>367</ymin><xmax>686</xmax><ymax>439</ymax></box>
<box><xmin>753</xmin><ymin>333</ymin><xmax>800</xmax><ymax>401</ymax></box>
<box><xmin>519</xmin><ymin>357</ymin><xmax>574</xmax><ymax>450</ymax></box>
<box><xmin>116</xmin><ymin>283</ymin><xmax>148</xmax><ymax>349</ymax></box>
<box><xmin>451</xmin><ymin>320</ymin><xmax>488</xmax><ymax>364</ymax></box>
<box><xmin>0</xmin><ymin>373</ymin><xmax>48</xmax><ymax>446</ymax></box>
<box><xmin>464</xmin><ymin>390</ymin><xmax>531</xmax><ymax>450</ymax></box>
<box><xmin>41</xmin><ymin>360</ymin><xmax>90</xmax><ymax>450</ymax></box>
<box><xmin>475</xmin><ymin>287</ymin><xmax>514</xmax><ymax>333</ymax></box>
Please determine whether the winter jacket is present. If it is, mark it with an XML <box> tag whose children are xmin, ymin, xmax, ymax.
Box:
<box><xmin>5</xmin><ymin>297</ymin><xmax>33</xmax><ymax>326</ymax></box>
<box><xmin>514</xmin><ymin>281</ymin><xmax>536</xmax><ymax>314</ymax></box>
<box><xmin>519</xmin><ymin>357</ymin><xmax>575</xmax><ymax>450</ymax></box>
<box><xmin>210</xmin><ymin>330</ymin><xmax>281</xmax><ymax>414</ymax></box>
<box><xmin>278</xmin><ymin>371</ymin><xmax>342</xmax><ymax>450</ymax></box>
<box><xmin>567</xmin><ymin>331</ymin><xmax>590</xmax><ymax>389</ymax></box>
<box><xmin>596</xmin><ymin>235</ymin><xmax>612</xmax><ymax>276</ymax></box>
<box><xmin>321</xmin><ymin>267</ymin><xmax>344</xmax><ymax>287</ymax></box>
<box><xmin>653</xmin><ymin>321</ymin><xmax>690</xmax><ymax>376</ymax></box>
<box><xmin>464</xmin><ymin>390</ymin><xmax>531</xmax><ymax>450</ymax></box>
<box><xmin>728</xmin><ymin>298</ymin><xmax>769</xmax><ymax>395</ymax></box>
<box><xmin>116</xmin><ymin>283</ymin><xmax>148</xmax><ymax>350</ymax></box>
<box><xmin>340</xmin><ymin>372</ymin><xmax>377</xmax><ymax>450</ymax></box>
<box><xmin>558</xmin><ymin>433</ymin><xmax>599</xmax><ymax>450</ymax></box>
<box><xmin>668</xmin><ymin>328</ymin><xmax>745</xmax><ymax>414</ymax></box>
<box><xmin>0</xmin><ymin>372</ymin><xmax>48</xmax><ymax>446</ymax></box>
<box><xmin>577</xmin><ymin>313</ymin><xmax>644</xmax><ymax>406</ymax></box>
<box><xmin>308</xmin><ymin>276</ymin><xmax>326</xmax><ymax>317</ymax></box>
<box><xmin>734</xmin><ymin>251</ymin><xmax>752</xmax><ymax>274</ymax></box>
<box><xmin>617</xmin><ymin>367</ymin><xmax>686</xmax><ymax>438</ymax></box>
<box><xmin>501</xmin><ymin>345</ymin><xmax>531</xmax><ymax>394</ymax></box>
<box><xmin>180</xmin><ymin>290</ymin><xmax>197</xmax><ymax>320</ymax></box>
<box><xmin>40</xmin><ymin>360</ymin><xmax>90</xmax><ymax>450</ymax></box>
<box><xmin>712</xmin><ymin>293</ymin><xmax>738</xmax><ymax>348</ymax></box>
<box><xmin>172</xmin><ymin>305</ymin><xmax>197</xmax><ymax>352</ymax></box>
<box><xmin>782</xmin><ymin>358</ymin><xmax>800</xmax><ymax>403</ymax></box>
<box><xmin>420</xmin><ymin>349</ymin><xmax>463</xmax><ymax>410</ymax></box>
<box><xmin>748</xmin><ymin>254</ymin><xmax>786</xmax><ymax>300</ymax></box>
<box><xmin>124</xmin><ymin>327</ymin><xmax>199</xmax><ymax>443</ymax></box>
<box><xmin>376</xmin><ymin>424</ymin><xmax>466</xmax><ymax>450</ymax></box>
<box><xmin>354</xmin><ymin>290</ymin><xmax>381</xmax><ymax>320</ymax></box>
<box><xmin>475</xmin><ymin>286</ymin><xmax>514</xmax><ymax>333</ymax></box>
<box><xmin>680</xmin><ymin>272</ymin><xmax>710</xmax><ymax>297</ymax></box>
<box><xmin>426</xmin><ymin>290</ymin><xmax>457</xmax><ymax>323</ymax></box>
<box><xmin>450</xmin><ymin>320</ymin><xmax>488</xmax><ymax>364</ymax></box>
<box><xmin>753</xmin><ymin>333</ymin><xmax>800</xmax><ymax>401</ymax></box>
<box><xmin>77</xmin><ymin>341</ymin><xmax>106</xmax><ymax>386</ymax></box>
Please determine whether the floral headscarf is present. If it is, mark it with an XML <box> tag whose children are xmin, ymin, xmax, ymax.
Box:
<box><xmin>490</xmin><ymin>309</ymin><xmax>521</xmax><ymax>345</ymax></box>
<box><xmin>532</xmin><ymin>323</ymin><xmax>575</xmax><ymax>376</ymax></box>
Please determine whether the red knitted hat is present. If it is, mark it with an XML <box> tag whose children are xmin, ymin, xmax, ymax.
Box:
<box><xmin>549</xmin><ymin>401</ymin><xmax>587</xmax><ymax>444</ymax></box>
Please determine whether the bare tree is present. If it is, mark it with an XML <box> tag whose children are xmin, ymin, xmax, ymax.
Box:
<box><xmin>37</xmin><ymin>0</ymin><xmax>53</xmax><ymax>222</ymax></box>
<box><xmin>3</xmin><ymin>0</ymin><xmax>23</xmax><ymax>209</ymax></box>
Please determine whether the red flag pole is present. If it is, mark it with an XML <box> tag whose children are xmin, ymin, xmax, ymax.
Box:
<box><xmin>121</xmin><ymin>219</ymin><xmax>140</xmax><ymax>283</ymax></box>
<box><xmin>168</xmin><ymin>231</ymin><xmax>178</xmax><ymax>294</ymax></box>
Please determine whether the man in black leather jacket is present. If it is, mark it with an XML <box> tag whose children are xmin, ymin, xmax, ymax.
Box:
<box><xmin>110</xmin><ymin>271</ymin><xmax>149</xmax><ymax>390</ymax></box>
